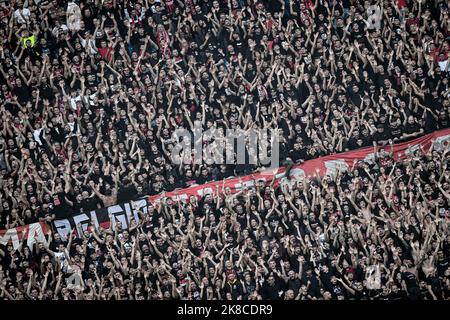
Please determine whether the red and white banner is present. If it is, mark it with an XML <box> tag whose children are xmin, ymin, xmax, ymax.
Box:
<box><xmin>2</xmin><ymin>128</ymin><xmax>450</xmax><ymax>250</ymax></box>
<box><xmin>0</xmin><ymin>222</ymin><xmax>51</xmax><ymax>249</ymax></box>
<box><xmin>146</xmin><ymin>128</ymin><xmax>450</xmax><ymax>203</ymax></box>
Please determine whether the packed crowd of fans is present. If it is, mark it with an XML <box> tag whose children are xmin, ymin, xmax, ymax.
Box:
<box><xmin>1</xmin><ymin>142</ymin><xmax>449</xmax><ymax>300</ymax></box>
<box><xmin>0</xmin><ymin>0</ymin><xmax>449</xmax><ymax>300</ymax></box>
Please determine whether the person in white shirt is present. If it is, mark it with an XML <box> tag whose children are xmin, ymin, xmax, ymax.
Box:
<box><xmin>14</xmin><ymin>6</ymin><xmax>30</xmax><ymax>24</ymax></box>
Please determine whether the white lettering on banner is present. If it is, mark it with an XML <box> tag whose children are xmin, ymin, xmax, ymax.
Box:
<box><xmin>72</xmin><ymin>214</ymin><xmax>92</xmax><ymax>233</ymax></box>
<box><xmin>130</xmin><ymin>199</ymin><xmax>148</xmax><ymax>223</ymax></box>
<box><xmin>363</xmin><ymin>152</ymin><xmax>376</xmax><ymax>164</ymax></box>
<box><xmin>150</xmin><ymin>198</ymin><xmax>161</xmax><ymax>205</ymax></box>
<box><xmin>0</xmin><ymin>228</ymin><xmax>20</xmax><ymax>248</ymax></box>
<box><xmin>404</xmin><ymin>144</ymin><xmax>421</xmax><ymax>157</ymax></box>
<box><xmin>88</xmin><ymin>210</ymin><xmax>100</xmax><ymax>230</ymax></box>
<box><xmin>26</xmin><ymin>223</ymin><xmax>47</xmax><ymax>249</ymax></box>
<box><xmin>274</xmin><ymin>172</ymin><xmax>286</xmax><ymax>180</ymax></box>
<box><xmin>52</xmin><ymin>201</ymin><xmax>149</xmax><ymax>240</ymax></box>
<box><xmin>324</xmin><ymin>160</ymin><xmax>349</xmax><ymax>176</ymax></box>
<box><xmin>108</xmin><ymin>205</ymin><xmax>129</xmax><ymax>230</ymax></box>
<box><xmin>123</xmin><ymin>203</ymin><xmax>134</xmax><ymax>225</ymax></box>
<box><xmin>256</xmin><ymin>178</ymin><xmax>268</xmax><ymax>183</ymax></box>
<box><xmin>174</xmin><ymin>194</ymin><xmax>189</xmax><ymax>202</ymax></box>
<box><xmin>287</xmin><ymin>168</ymin><xmax>306</xmax><ymax>180</ymax></box>
<box><xmin>278</xmin><ymin>168</ymin><xmax>306</xmax><ymax>188</ymax></box>
<box><xmin>234</xmin><ymin>180</ymin><xmax>256</xmax><ymax>191</ymax></box>
<box><xmin>53</xmin><ymin>219</ymin><xmax>72</xmax><ymax>240</ymax></box>
<box><xmin>151</xmin><ymin>193</ymin><xmax>188</xmax><ymax>204</ymax></box>
<box><xmin>432</xmin><ymin>135</ymin><xmax>450</xmax><ymax>151</ymax></box>
<box><xmin>197</xmin><ymin>187</ymin><xmax>214</xmax><ymax>197</ymax></box>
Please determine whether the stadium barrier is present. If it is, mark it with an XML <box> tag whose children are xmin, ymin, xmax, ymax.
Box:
<box><xmin>2</xmin><ymin>128</ymin><xmax>450</xmax><ymax>249</ymax></box>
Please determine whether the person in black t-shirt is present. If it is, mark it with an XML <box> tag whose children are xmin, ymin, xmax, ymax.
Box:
<box><xmin>401</xmin><ymin>116</ymin><xmax>424</xmax><ymax>140</ymax></box>
<box><xmin>261</xmin><ymin>274</ymin><xmax>281</xmax><ymax>300</ymax></box>
<box><xmin>374</xmin><ymin>125</ymin><xmax>390</xmax><ymax>145</ymax></box>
